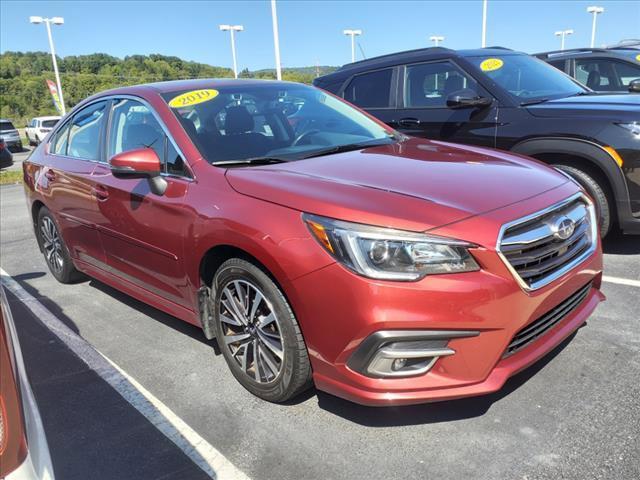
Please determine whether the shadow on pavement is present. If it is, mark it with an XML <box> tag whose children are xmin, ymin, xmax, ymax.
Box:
<box><xmin>4</xmin><ymin>286</ymin><xmax>213</xmax><ymax>480</ymax></box>
<box><xmin>602</xmin><ymin>231</ymin><xmax>640</xmax><ymax>255</ymax></box>
<box><xmin>315</xmin><ymin>331</ymin><xmax>578</xmax><ymax>427</ymax></box>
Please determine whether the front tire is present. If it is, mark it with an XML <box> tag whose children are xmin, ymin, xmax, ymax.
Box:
<box><xmin>37</xmin><ymin>207</ymin><xmax>81</xmax><ymax>283</ymax></box>
<box><xmin>555</xmin><ymin>164</ymin><xmax>613</xmax><ymax>238</ymax></box>
<box><xmin>212</xmin><ymin>258</ymin><xmax>312</xmax><ymax>403</ymax></box>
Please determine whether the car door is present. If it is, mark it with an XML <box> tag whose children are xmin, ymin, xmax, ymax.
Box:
<box><xmin>42</xmin><ymin>101</ymin><xmax>109</xmax><ymax>268</ymax></box>
<box><xmin>393</xmin><ymin>60</ymin><xmax>499</xmax><ymax>148</ymax></box>
<box><xmin>91</xmin><ymin>97</ymin><xmax>195</xmax><ymax>308</ymax></box>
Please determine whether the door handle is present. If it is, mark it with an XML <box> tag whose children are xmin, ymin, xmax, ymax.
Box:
<box><xmin>398</xmin><ymin>117</ymin><xmax>421</xmax><ymax>127</ymax></box>
<box><xmin>44</xmin><ymin>169</ymin><xmax>56</xmax><ymax>181</ymax></box>
<box><xmin>92</xmin><ymin>185</ymin><xmax>109</xmax><ymax>201</ymax></box>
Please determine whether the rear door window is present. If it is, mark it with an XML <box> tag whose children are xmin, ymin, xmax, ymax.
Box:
<box><xmin>67</xmin><ymin>101</ymin><xmax>108</xmax><ymax>161</ymax></box>
<box><xmin>343</xmin><ymin>69</ymin><xmax>393</xmax><ymax>108</ymax></box>
<box><xmin>575</xmin><ymin>58</ymin><xmax>618</xmax><ymax>90</ymax></box>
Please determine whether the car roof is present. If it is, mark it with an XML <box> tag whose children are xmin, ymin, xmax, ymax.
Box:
<box><xmin>534</xmin><ymin>47</ymin><xmax>638</xmax><ymax>59</ymax></box>
<box><xmin>318</xmin><ymin>46</ymin><xmax>522</xmax><ymax>80</ymax></box>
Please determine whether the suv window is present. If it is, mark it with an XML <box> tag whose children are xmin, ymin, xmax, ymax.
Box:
<box><xmin>343</xmin><ymin>69</ymin><xmax>393</xmax><ymax>108</ymax></box>
<box><xmin>67</xmin><ymin>101</ymin><xmax>108</xmax><ymax>161</ymax></box>
<box><xmin>404</xmin><ymin>61</ymin><xmax>480</xmax><ymax>108</ymax></box>
<box><xmin>42</xmin><ymin>119</ymin><xmax>59</xmax><ymax>128</ymax></box>
<box><xmin>0</xmin><ymin>121</ymin><xmax>16</xmax><ymax>131</ymax></box>
<box><xmin>548</xmin><ymin>59</ymin><xmax>566</xmax><ymax>71</ymax></box>
<box><xmin>575</xmin><ymin>59</ymin><xmax>618</xmax><ymax>90</ymax></box>
<box><xmin>613</xmin><ymin>61</ymin><xmax>640</xmax><ymax>87</ymax></box>
<box><xmin>109</xmin><ymin>98</ymin><xmax>188</xmax><ymax>176</ymax></box>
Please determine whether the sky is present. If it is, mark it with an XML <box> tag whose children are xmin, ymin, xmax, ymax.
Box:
<box><xmin>1</xmin><ymin>0</ymin><xmax>639</xmax><ymax>71</ymax></box>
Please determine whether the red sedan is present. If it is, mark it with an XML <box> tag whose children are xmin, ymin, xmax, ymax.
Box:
<box><xmin>22</xmin><ymin>79</ymin><xmax>603</xmax><ymax>406</ymax></box>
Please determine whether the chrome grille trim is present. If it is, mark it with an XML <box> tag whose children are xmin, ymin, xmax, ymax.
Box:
<box><xmin>503</xmin><ymin>281</ymin><xmax>592</xmax><ymax>358</ymax></box>
<box><xmin>496</xmin><ymin>192</ymin><xmax>598</xmax><ymax>291</ymax></box>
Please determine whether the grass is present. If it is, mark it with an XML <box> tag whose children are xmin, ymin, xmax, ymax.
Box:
<box><xmin>0</xmin><ymin>169</ymin><xmax>23</xmax><ymax>185</ymax></box>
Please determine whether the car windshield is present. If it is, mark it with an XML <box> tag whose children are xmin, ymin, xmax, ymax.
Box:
<box><xmin>467</xmin><ymin>54</ymin><xmax>587</xmax><ymax>103</ymax></box>
<box><xmin>41</xmin><ymin>120</ymin><xmax>59</xmax><ymax>128</ymax></box>
<box><xmin>162</xmin><ymin>83</ymin><xmax>398</xmax><ymax>165</ymax></box>
<box><xmin>0</xmin><ymin>121</ymin><xmax>16</xmax><ymax>131</ymax></box>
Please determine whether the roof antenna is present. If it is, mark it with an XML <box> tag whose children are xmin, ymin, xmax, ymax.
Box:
<box><xmin>357</xmin><ymin>42</ymin><xmax>367</xmax><ymax>60</ymax></box>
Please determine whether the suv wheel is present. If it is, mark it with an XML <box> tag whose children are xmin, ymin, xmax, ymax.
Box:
<box><xmin>555</xmin><ymin>164</ymin><xmax>612</xmax><ymax>237</ymax></box>
<box><xmin>212</xmin><ymin>258</ymin><xmax>312</xmax><ymax>403</ymax></box>
<box><xmin>37</xmin><ymin>207</ymin><xmax>81</xmax><ymax>283</ymax></box>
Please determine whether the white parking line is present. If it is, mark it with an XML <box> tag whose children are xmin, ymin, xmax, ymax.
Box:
<box><xmin>0</xmin><ymin>268</ymin><xmax>250</xmax><ymax>480</ymax></box>
<box><xmin>602</xmin><ymin>275</ymin><xmax>640</xmax><ymax>288</ymax></box>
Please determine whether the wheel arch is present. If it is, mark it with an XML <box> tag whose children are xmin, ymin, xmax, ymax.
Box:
<box><xmin>511</xmin><ymin>137</ymin><xmax>631</xmax><ymax>225</ymax></box>
<box><xmin>31</xmin><ymin>200</ymin><xmax>47</xmax><ymax>251</ymax></box>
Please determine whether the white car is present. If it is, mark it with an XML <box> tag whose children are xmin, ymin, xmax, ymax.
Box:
<box><xmin>25</xmin><ymin>116</ymin><xmax>61</xmax><ymax>146</ymax></box>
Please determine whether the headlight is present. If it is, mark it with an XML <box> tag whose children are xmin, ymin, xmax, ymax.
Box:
<box><xmin>617</xmin><ymin>122</ymin><xmax>640</xmax><ymax>137</ymax></box>
<box><xmin>302</xmin><ymin>213</ymin><xmax>480</xmax><ymax>281</ymax></box>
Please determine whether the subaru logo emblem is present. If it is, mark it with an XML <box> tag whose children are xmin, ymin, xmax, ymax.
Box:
<box><xmin>553</xmin><ymin>217</ymin><xmax>575</xmax><ymax>240</ymax></box>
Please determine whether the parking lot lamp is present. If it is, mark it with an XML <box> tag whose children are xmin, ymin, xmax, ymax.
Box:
<box><xmin>481</xmin><ymin>0</ymin><xmax>488</xmax><ymax>47</ymax></box>
<box><xmin>343</xmin><ymin>29</ymin><xmax>362</xmax><ymax>63</ymax></box>
<box><xmin>29</xmin><ymin>16</ymin><xmax>66</xmax><ymax>115</ymax></box>
<box><xmin>430</xmin><ymin>35</ymin><xmax>445</xmax><ymax>47</ymax></box>
<box><xmin>554</xmin><ymin>29</ymin><xmax>574</xmax><ymax>50</ymax></box>
<box><xmin>219</xmin><ymin>24</ymin><xmax>244</xmax><ymax>78</ymax></box>
<box><xmin>587</xmin><ymin>6</ymin><xmax>604</xmax><ymax>48</ymax></box>
<box><xmin>270</xmin><ymin>0</ymin><xmax>282</xmax><ymax>80</ymax></box>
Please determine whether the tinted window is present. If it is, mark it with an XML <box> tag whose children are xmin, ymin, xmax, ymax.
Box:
<box><xmin>548</xmin><ymin>59</ymin><xmax>566</xmax><ymax>71</ymax></box>
<box><xmin>51</xmin><ymin>121</ymin><xmax>71</xmax><ymax>155</ymax></box>
<box><xmin>404</xmin><ymin>61</ymin><xmax>480</xmax><ymax>108</ymax></box>
<box><xmin>109</xmin><ymin>99</ymin><xmax>188</xmax><ymax>176</ymax></box>
<box><xmin>41</xmin><ymin>120</ymin><xmax>59</xmax><ymax>128</ymax></box>
<box><xmin>0</xmin><ymin>121</ymin><xmax>16</xmax><ymax>131</ymax></box>
<box><xmin>613</xmin><ymin>61</ymin><xmax>640</xmax><ymax>87</ymax></box>
<box><xmin>67</xmin><ymin>101</ymin><xmax>107</xmax><ymax>161</ymax></box>
<box><xmin>343</xmin><ymin>69</ymin><xmax>393</xmax><ymax>108</ymax></box>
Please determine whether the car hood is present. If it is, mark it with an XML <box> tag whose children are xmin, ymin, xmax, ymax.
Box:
<box><xmin>225</xmin><ymin>138</ymin><xmax>568</xmax><ymax>232</ymax></box>
<box><xmin>527</xmin><ymin>94</ymin><xmax>640</xmax><ymax>119</ymax></box>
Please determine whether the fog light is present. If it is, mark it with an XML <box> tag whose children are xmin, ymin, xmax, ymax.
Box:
<box><xmin>392</xmin><ymin>358</ymin><xmax>407</xmax><ymax>371</ymax></box>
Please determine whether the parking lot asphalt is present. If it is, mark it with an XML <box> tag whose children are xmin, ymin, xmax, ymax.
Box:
<box><xmin>1</xmin><ymin>183</ymin><xmax>639</xmax><ymax>480</ymax></box>
<box><xmin>4</xmin><ymin>145</ymin><xmax>31</xmax><ymax>172</ymax></box>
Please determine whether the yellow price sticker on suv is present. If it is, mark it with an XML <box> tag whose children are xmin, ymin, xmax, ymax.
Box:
<box><xmin>169</xmin><ymin>89</ymin><xmax>219</xmax><ymax>108</ymax></box>
<box><xmin>636</xmin><ymin>54</ymin><xmax>640</xmax><ymax>62</ymax></box>
<box><xmin>480</xmin><ymin>58</ymin><xmax>504</xmax><ymax>72</ymax></box>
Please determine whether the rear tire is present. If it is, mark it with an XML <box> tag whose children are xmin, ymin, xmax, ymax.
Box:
<box><xmin>36</xmin><ymin>207</ymin><xmax>81</xmax><ymax>283</ymax></box>
<box><xmin>554</xmin><ymin>164</ymin><xmax>612</xmax><ymax>238</ymax></box>
<box><xmin>212</xmin><ymin>258</ymin><xmax>312</xmax><ymax>403</ymax></box>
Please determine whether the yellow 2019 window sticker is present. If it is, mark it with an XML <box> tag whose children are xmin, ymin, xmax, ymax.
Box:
<box><xmin>169</xmin><ymin>89</ymin><xmax>219</xmax><ymax>108</ymax></box>
<box><xmin>480</xmin><ymin>58</ymin><xmax>504</xmax><ymax>72</ymax></box>
<box><xmin>636</xmin><ymin>54</ymin><xmax>640</xmax><ymax>62</ymax></box>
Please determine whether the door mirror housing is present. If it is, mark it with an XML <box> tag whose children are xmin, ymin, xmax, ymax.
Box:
<box><xmin>446</xmin><ymin>91</ymin><xmax>492</xmax><ymax>109</ymax></box>
<box><xmin>628</xmin><ymin>78</ymin><xmax>640</xmax><ymax>93</ymax></box>
<box><xmin>109</xmin><ymin>147</ymin><xmax>167</xmax><ymax>195</ymax></box>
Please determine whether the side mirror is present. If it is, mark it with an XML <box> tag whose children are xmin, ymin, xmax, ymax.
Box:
<box><xmin>109</xmin><ymin>147</ymin><xmax>167</xmax><ymax>196</ymax></box>
<box><xmin>628</xmin><ymin>79</ymin><xmax>640</xmax><ymax>93</ymax></box>
<box><xmin>446</xmin><ymin>92</ymin><xmax>492</xmax><ymax>109</ymax></box>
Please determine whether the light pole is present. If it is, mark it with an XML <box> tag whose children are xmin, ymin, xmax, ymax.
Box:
<box><xmin>587</xmin><ymin>6</ymin><xmax>604</xmax><ymax>48</ymax></box>
<box><xmin>29</xmin><ymin>16</ymin><xmax>66</xmax><ymax>115</ymax></box>
<box><xmin>429</xmin><ymin>35</ymin><xmax>445</xmax><ymax>47</ymax></box>
<box><xmin>219</xmin><ymin>24</ymin><xmax>243</xmax><ymax>78</ymax></box>
<box><xmin>343</xmin><ymin>29</ymin><xmax>362</xmax><ymax>63</ymax></box>
<box><xmin>554</xmin><ymin>29</ymin><xmax>574</xmax><ymax>50</ymax></box>
<box><xmin>481</xmin><ymin>0</ymin><xmax>488</xmax><ymax>48</ymax></box>
<box><xmin>270</xmin><ymin>0</ymin><xmax>282</xmax><ymax>80</ymax></box>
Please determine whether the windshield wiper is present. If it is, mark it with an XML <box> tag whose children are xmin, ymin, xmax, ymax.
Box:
<box><xmin>300</xmin><ymin>139</ymin><xmax>394</xmax><ymax>159</ymax></box>
<box><xmin>520</xmin><ymin>98</ymin><xmax>550</xmax><ymax>106</ymax></box>
<box><xmin>214</xmin><ymin>157</ymin><xmax>290</xmax><ymax>167</ymax></box>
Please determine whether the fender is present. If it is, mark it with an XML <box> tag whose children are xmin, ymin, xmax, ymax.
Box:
<box><xmin>511</xmin><ymin>137</ymin><xmax>632</xmax><ymax>226</ymax></box>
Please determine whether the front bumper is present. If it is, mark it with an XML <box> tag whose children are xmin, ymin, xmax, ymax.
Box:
<box><xmin>287</xmin><ymin>184</ymin><xmax>604</xmax><ymax>406</ymax></box>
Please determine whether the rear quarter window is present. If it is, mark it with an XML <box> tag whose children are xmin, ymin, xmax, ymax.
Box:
<box><xmin>343</xmin><ymin>69</ymin><xmax>393</xmax><ymax>108</ymax></box>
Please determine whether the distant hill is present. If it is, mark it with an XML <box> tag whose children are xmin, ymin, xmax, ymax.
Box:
<box><xmin>0</xmin><ymin>51</ymin><xmax>338</xmax><ymax>124</ymax></box>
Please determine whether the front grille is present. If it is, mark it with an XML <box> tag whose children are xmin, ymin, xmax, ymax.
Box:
<box><xmin>503</xmin><ymin>281</ymin><xmax>592</xmax><ymax>358</ymax></box>
<box><xmin>498</xmin><ymin>195</ymin><xmax>596</xmax><ymax>290</ymax></box>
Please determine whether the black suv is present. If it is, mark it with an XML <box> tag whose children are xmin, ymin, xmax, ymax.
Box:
<box><xmin>314</xmin><ymin>47</ymin><xmax>640</xmax><ymax>237</ymax></box>
<box><xmin>535</xmin><ymin>45</ymin><xmax>640</xmax><ymax>93</ymax></box>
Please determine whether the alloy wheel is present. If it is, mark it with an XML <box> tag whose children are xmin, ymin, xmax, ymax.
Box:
<box><xmin>40</xmin><ymin>216</ymin><xmax>64</xmax><ymax>275</ymax></box>
<box><xmin>218</xmin><ymin>280</ymin><xmax>284</xmax><ymax>383</ymax></box>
